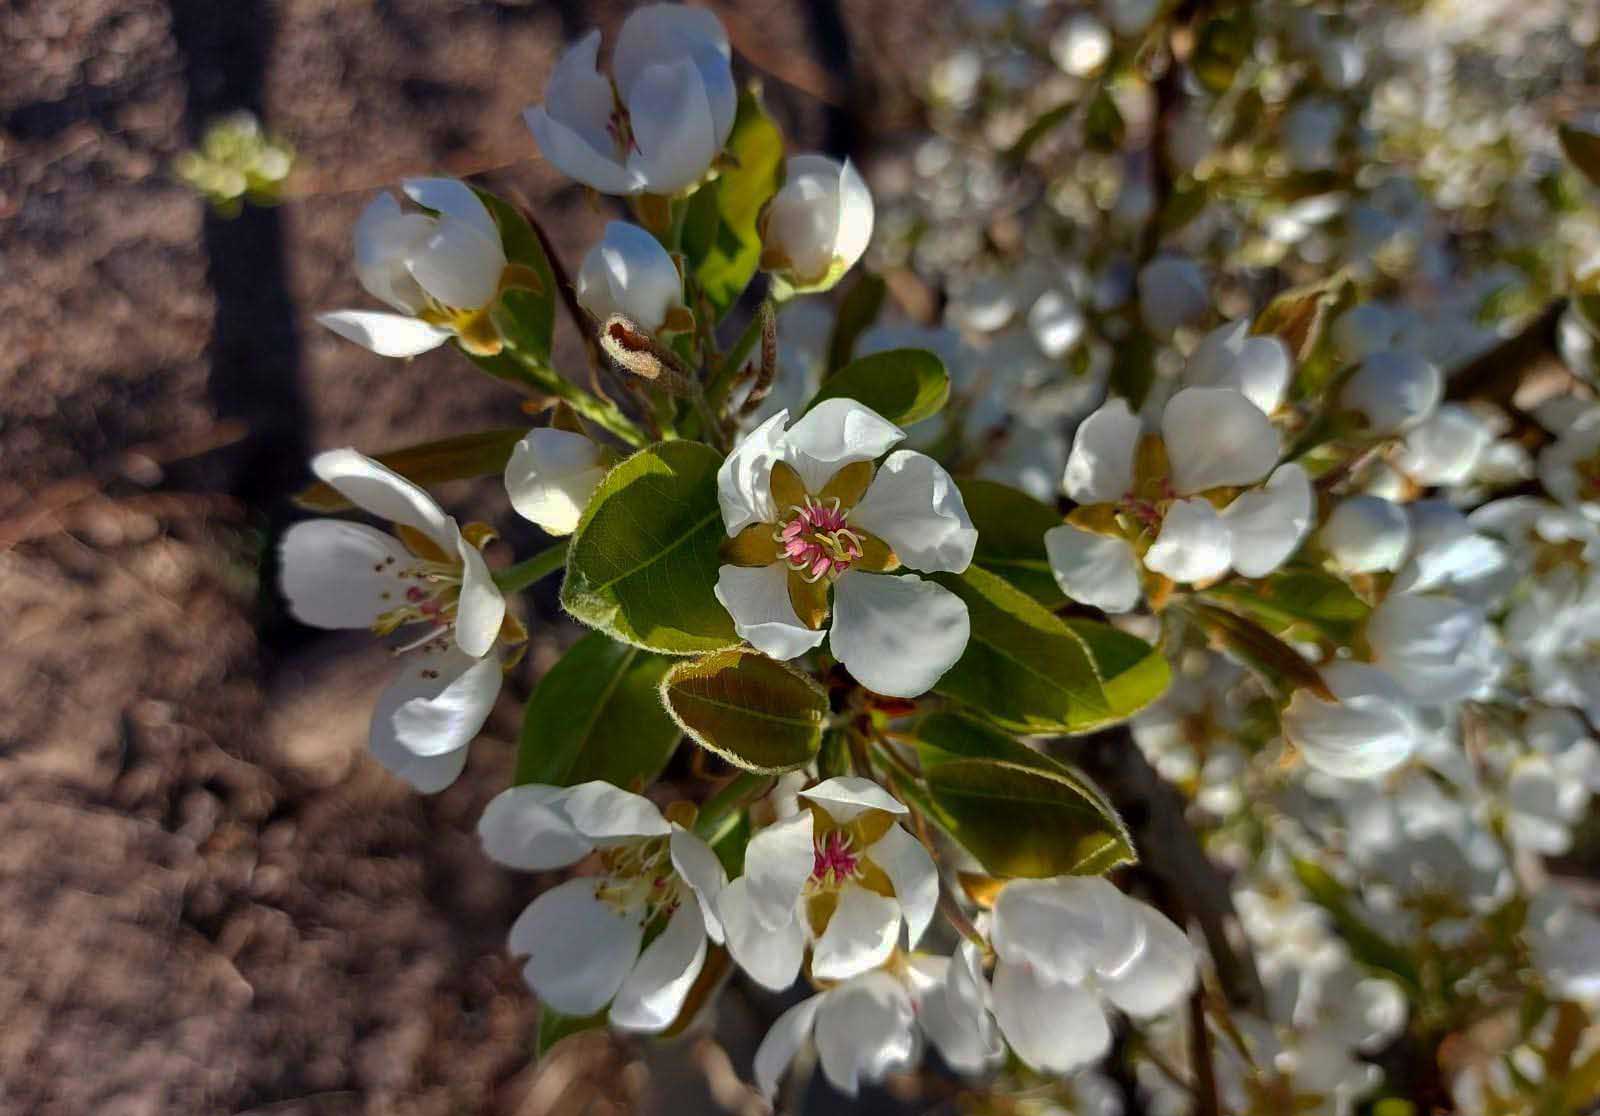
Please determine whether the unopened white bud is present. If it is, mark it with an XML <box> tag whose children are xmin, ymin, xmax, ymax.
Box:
<box><xmin>761</xmin><ymin>155</ymin><xmax>874</xmax><ymax>293</ymax></box>
<box><xmin>576</xmin><ymin>221</ymin><xmax>685</xmax><ymax>336</ymax></box>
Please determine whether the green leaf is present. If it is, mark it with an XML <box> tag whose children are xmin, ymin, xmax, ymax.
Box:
<box><xmin>922</xmin><ymin>756</ymin><xmax>1134</xmax><ymax>878</ymax></box>
<box><xmin>661</xmin><ymin>648</ymin><xmax>828</xmax><ymax>773</ymax></box>
<box><xmin>917</xmin><ymin>710</ymin><xmax>1067</xmax><ymax>769</ymax></box>
<box><xmin>1062</xmin><ymin>617</ymin><xmax>1171</xmax><ymax>720</ymax></box>
<box><xmin>1084</xmin><ymin>87</ymin><xmax>1125</xmax><ymax>153</ymax></box>
<box><xmin>292</xmin><ymin>428</ymin><xmax>526</xmax><ymax>512</ymax></box>
<box><xmin>1192</xmin><ymin>12</ymin><xmax>1253</xmax><ymax>94</ymax></box>
<box><xmin>1202</xmin><ymin>567</ymin><xmax>1370</xmax><ymax>645</ymax></box>
<box><xmin>955</xmin><ymin>478</ymin><xmax>1064</xmax><ymax>607</ymax></box>
<box><xmin>1252</xmin><ymin>273</ymin><xmax>1355</xmax><ymax>394</ymax></box>
<box><xmin>931</xmin><ymin>566</ymin><xmax>1112</xmax><ymax>733</ymax></box>
<box><xmin>514</xmin><ymin>631</ymin><xmax>681</xmax><ymax>789</ymax></box>
<box><xmin>826</xmin><ymin>272</ymin><xmax>888</xmax><ymax>374</ymax></box>
<box><xmin>803</xmin><ymin>348</ymin><xmax>950</xmax><ymax>428</ymax></box>
<box><xmin>681</xmin><ymin>90</ymin><xmax>784</xmax><ymax>322</ymax></box>
<box><xmin>1558</xmin><ymin>123</ymin><xmax>1600</xmax><ymax>190</ymax></box>
<box><xmin>537</xmin><ymin>1007</ymin><xmax>606</xmax><ymax>1058</ymax></box>
<box><xmin>561</xmin><ymin>439</ymin><xmax>739</xmax><ymax>654</ymax></box>
<box><xmin>1183</xmin><ymin>599</ymin><xmax>1333</xmax><ymax>701</ymax></box>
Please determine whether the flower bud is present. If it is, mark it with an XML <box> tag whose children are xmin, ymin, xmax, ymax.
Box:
<box><xmin>1339</xmin><ymin>350</ymin><xmax>1442</xmax><ymax>434</ymax></box>
<box><xmin>1321</xmin><ymin>495</ymin><xmax>1411</xmax><ymax>573</ymax></box>
<box><xmin>576</xmin><ymin>221</ymin><xmax>685</xmax><ymax>335</ymax></box>
<box><xmin>504</xmin><ymin>428</ymin><xmax>609</xmax><ymax>536</ymax></box>
<box><xmin>760</xmin><ymin>155</ymin><xmax>874</xmax><ymax>293</ymax></box>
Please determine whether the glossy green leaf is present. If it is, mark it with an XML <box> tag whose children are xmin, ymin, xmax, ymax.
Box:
<box><xmin>537</xmin><ymin>1007</ymin><xmax>606</xmax><ymax>1058</ymax></box>
<box><xmin>293</xmin><ymin>428</ymin><xmax>526</xmax><ymax>512</ymax></box>
<box><xmin>803</xmin><ymin>348</ymin><xmax>950</xmax><ymax>428</ymax></box>
<box><xmin>955</xmin><ymin>478</ymin><xmax>1064</xmax><ymax>607</ymax></box>
<box><xmin>1202</xmin><ymin>567</ymin><xmax>1370</xmax><ymax>645</ymax></box>
<box><xmin>514</xmin><ymin>631</ymin><xmax>680</xmax><ymax>789</ymax></box>
<box><xmin>923</xmin><ymin>756</ymin><xmax>1134</xmax><ymax>878</ymax></box>
<box><xmin>826</xmin><ymin>272</ymin><xmax>888</xmax><ymax>374</ymax></box>
<box><xmin>916</xmin><ymin>710</ymin><xmax>1064</xmax><ymax>769</ymax></box>
<box><xmin>681</xmin><ymin>90</ymin><xmax>785</xmax><ymax>322</ymax></box>
<box><xmin>1062</xmin><ymin>618</ymin><xmax>1171</xmax><ymax>720</ymax></box>
<box><xmin>1184</xmin><ymin>599</ymin><xmax>1334</xmax><ymax>700</ymax></box>
<box><xmin>1558</xmin><ymin>123</ymin><xmax>1600</xmax><ymax>190</ymax></box>
<box><xmin>661</xmin><ymin>648</ymin><xmax>828</xmax><ymax>773</ymax></box>
<box><xmin>561</xmin><ymin>439</ymin><xmax>738</xmax><ymax>653</ymax></box>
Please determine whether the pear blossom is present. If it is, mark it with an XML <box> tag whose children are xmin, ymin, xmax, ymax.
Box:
<box><xmin>1525</xmin><ymin>888</ymin><xmax>1600</xmax><ymax>1005</ymax></box>
<box><xmin>279</xmin><ymin>449</ymin><xmax>509</xmax><ymax>791</ymax></box>
<box><xmin>1390</xmin><ymin>501</ymin><xmax>1508</xmax><ymax>597</ymax></box>
<box><xmin>988</xmin><ymin>877</ymin><xmax>1196</xmax><ymax>1074</ymax></box>
<box><xmin>1366</xmin><ymin>592</ymin><xmax>1501</xmax><ymax>706</ymax></box>
<box><xmin>1321</xmin><ymin>495</ymin><xmax>1411</xmax><ymax>574</ymax></box>
<box><xmin>480</xmin><ymin>781</ymin><xmax>726</xmax><ymax>1031</ymax></box>
<box><xmin>1339</xmin><ymin>350</ymin><xmax>1442</xmax><ymax>434</ymax></box>
<box><xmin>1537</xmin><ymin>406</ymin><xmax>1600</xmax><ymax>522</ymax></box>
<box><xmin>319</xmin><ymin>178</ymin><xmax>517</xmax><ymax>359</ymax></box>
<box><xmin>1044</xmin><ymin>389</ymin><xmax>1312</xmax><ymax>612</ymax></box>
<box><xmin>760</xmin><ymin>155</ymin><xmax>875</xmax><ymax>294</ymax></box>
<box><xmin>714</xmin><ymin>399</ymin><xmax>976</xmax><ymax>698</ymax></box>
<box><xmin>752</xmin><ymin>943</ymin><xmax>1002</xmax><ymax>1099</ymax></box>
<box><xmin>523</xmin><ymin>4</ymin><xmax>735</xmax><ymax>196</ymax></box>
<box><xmin>1394</xmin><ymin>403</ymin><xmax>1495</xmax><ymax>487</ymax></box>
<box><xmin>504</xmin><ymin>427</ymin><xmax>609</xmax><ymax>536</ymax></box>
<box><xmin>1281</xmin><ymin>661</ymin><xmax>1422</xmax><ymax>778</ymax></box>
<box><xmin>718</xmin><ymin>777</ymin><xmax>939</xmax><ymax>989</ymax></box>
<box><xmin>1183</xmin><ymin>319</ymin><xmax>1293</xmax><ymax>415</ymax></box>
<box><xmin>575</xmin><ymin>221</ymin><xmax>687</xmax><ymax>335</ymax></box>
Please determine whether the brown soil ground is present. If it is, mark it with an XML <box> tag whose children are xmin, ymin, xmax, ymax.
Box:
<box><xmin>0</xmin><ymin>2</ymin><xmax>938</xmax><ymax>1113</ymax></box>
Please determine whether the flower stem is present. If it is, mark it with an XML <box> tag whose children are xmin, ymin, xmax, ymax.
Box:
<box><xmin>706</xmin><ymin>296</ymin><xmax>773</xmax><ymax>411</ymax></box>
<box><xmin>693</xmin><ymin>771</ymin><xmax>774</xmax><ymax>842</ymax></box>
<box><xmin>491</xmin><ymin>539</ymin><xmax>569</xmax><ymax>594</ymax></box>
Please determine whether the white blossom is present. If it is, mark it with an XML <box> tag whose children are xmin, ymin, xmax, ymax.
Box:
<box><xmin>761</xmin><ymin>155</ymin><xmax>875</xmax><ymax>293</ymax></box>
<box><xmin>279</xmin><ymin>449</ymin><xmax>508</xmax><ymax>791</ymax></box>
<box><xmin>714</xmin><ymin>400</ymin><xmax>976</xmax><ymax>698</ymax></box>
<box><xmin>481</xmin><ymin>782</ymin><xmax>725</xmax><ymax>1031</ymax></box>
<box><xmin>575</xmin><ymin>221</ymin><xmax>686</xmax><ymax>334</ymax></box>
<box><xmin>524</xmin><ymin>4</ymin><xmax>734</xmax><ymax>196</ymax></box>
<box><xmin>1340</xmin><ymin>350</ymin><xmax>1442</xmax><ymax>434</ymax></box>
<box><xmin>504</xmin><ymin>427</ymin><xmax>609</xmax><ymax>536</ymax></box>
<box><xmin>1282</xmin><ymin>662</ymin><xmax>1422</xmax><ymax>778</ymax></box>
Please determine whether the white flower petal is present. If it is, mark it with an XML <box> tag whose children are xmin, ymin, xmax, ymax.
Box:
<box><xmin>371</xmin><ymin>649</ymin><xmax>502</xmax><ymax>767</ymax></box>
<box><xmin>811</xmin><ymin>882</ymin><xmax>901</xmax><ymax>981</ymax></box>
<box><xmin>1144</xmin><ymin>498</ymin><xmax>1232</xmax><ymax>584</ymax></box>
<box><xmin>1366</xmin><ymin>594</ymin><xmax>1496</xmax><ymax>704</ymax></box>
<box><xmin>847</xmin><ymin>450</ymin><xmax>977</xmax><ymax>574</ymax></box>
<box><xmin>1096</xmin><ymin>902</ymin><xmax>1196</xmax><ymax>1017</ymax></box>
<box><xmin>741</xmin><ymin>811</ymin><xmax>815</xmax><ymax>930</ymax></box>
<box><xmin>833</xmin><ymin>159</ymin><xmax>875</xmax><ymax>274</ymax></box>
<box><xmin>576</xmin><ymin>221</ymin><xmax>683</xmax><ymax>334</ymax></box>
<box><xmin>867</xmin><ymin>823</ymin><xmax>938</xmax><ymax>948</ymax></box>
<box><xmin>401</xmin><ymin>177</ymin><xmax>498</xmax><ymax>243</ymax></box>
<box><xmin>1322</xmin><ymin>495</ymin><xmax>1411</xmax><ymax>573</ymax></box>
<box><xmin>309</xmin><ymin>448</ymin><xmax>454</xmax><ymax>548</ymax></box>
<box><xmin>670</xmin><ymin>828</ymin><xmax>728</xmax><ymax>943</ymax></box>
<box><xmin>278</xmin><ymin>520</ymin><xmax>413</xmax><ymax>629</ymax></box>
<box><xmin>1221</xmin><ymin>464</ymin><xmax>1313</xmax><ymax>577</ymax></box>
<box><xmin>829</xmin><ymin>572</ymin><xmax>970</xmax><ymax>698</ymax></box>
<box><xmin>478</xmin><ymin>784</ymin><xmax>591</xmax><ymax>870</ymax></box>
<box><xmin>625</xmin><ymin>58</ymin><xmax>719</xmax><ymax>196</ymax></box>
<box><xmin>452</xmin><ymin>525</ymin><xmax>505</xmax><ymax>659</ymax></box>
<box><xmin>608</xmin><ymin>899</ymin><xmax>708</xmax><ymax>1033</ymax></box>
<box><xmin>317</xmin><ymin>309</ymin><xmax>452</xmax><ymax>358</ymax></box>
<box><xmin>782</xmin><ymin>398</ymin><xmax>905</xmax><ymax>492</ymax></box>
<box><xmin>613</xmin><ymin>2</ymin><xmax>735</xmax><ymax>142</ymax></box>
<box><xmin>1136</xmin><ymin>256</ymin><xmax>1210</xmax><ymax>335</ymax></box>
<box><xmin>717</xmin><ymin>409</ymin><xmax>789</xmax><ymax>533</ymax></box>
<box><xmin>407</xmin><ymin>217</ymin><xmax>505</xmax><ymax>310</ymax></box>
<box><xmin>713</xmin><ymin>563</ymin><xmax>829</xmax><ymax>661</ymax></box>
<box><xmin>918</xmin><ymin>942</ymin><xmax>1004</xmax><ymax>1074</ymax></box>
<box><xmin>1162</xmin><ymin>387</ymin><xmax>1280</xmax><ymax>493</ymax></box>
<box><xmin>525</xmin><ymin>31</ymin><xmax>644</xmax><ymax>195</ymax></box>
<box><xmin>1340</xmin><ymin>350</ymin><xmax>1442</xmax><ymax>434</ymax></box>
<box><xmin>1044</xmin><ymin>524</ymin><xmax>1142</xmax><ymax>612</ymax></box>
<box><xmin>719</xmin><ymin>876</ymin><xmax>807</xmax><ymax>991</ymax></box>
<box><xmin>991</xmin><ymin>877</ymin><xmax>1138</xmax><ymax>983</ymax></box>
<box><xmin>754</xmin><ymin>993</ymin><xmax>823</xmax><ymax>1100</ymax></box>
<box><xmin>813</xmin><ymin>972</ymin><xmax>917</xmax><ymax>1095</ymax></box>
<box><xmin>353</xmin><ymin>196</ymin><xmax>432</xmax><ymax>312</ymax></box>
<box><xmin>505</xmin><ymin>427</ymin><xmax>607</xmax><ymax>536</ymax></box>
<box><xmin>1396</xmin><ymin>403</ymin><xmax>1493</xmax><ymax>486</ymax></box>
<box><xmin>1064</xmin><ymin>398</ymin><xmax>1140</xmax><ymax>504</ymax></box>
<box><xmin>1185</xmin><ymin>319</ymin><xmax>1291</xmax><ymax>415</ymax></box>
<box><xmin>991</xmin><ymin>962</ymin><xmax>1111</xmax><ymax>1075</ymax></box>
<box><xmin>559</xmin><ymin>781</ymin><xmax>671</xmax><ymax>841</ymax></box>
<box><xmin>524</xmin><ymin>104</ymin><xmax>644</xmax><ymax>195</ymax></box>
<box><xmin>766</xmin><ymin>155</ymin><xmax>846</xmax><ymax>282</ymax></box>
<box><xmin>1282</xmin><ymin>661</ymin><xmax>1420</xmax><ymax>778</ymax></box>
<box><xmin>800</xmin><ymin>776</ymin><xmax>908</xmax><ymax>823</ymax></box>
<box><xmin>509</xmin><ymin>877</ymin><xmax>643</xmax><ymax>1017</ymax></box>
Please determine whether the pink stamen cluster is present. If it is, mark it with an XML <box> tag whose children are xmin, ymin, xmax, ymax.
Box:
<box><xmin>779</xmin><ymin>497</ymin><xmax>864</xmax><ymax>582</ymax></box>
<box><xmin>811</xmin><ymin>830</ymin><xmax>860</xmax><ymax>886</ymax></box>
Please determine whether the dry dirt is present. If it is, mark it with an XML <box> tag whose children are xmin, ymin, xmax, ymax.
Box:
<box><xmin>0</xmin><ymin>2</ymin><xmax>939</xmax><ymax>1113</ymax></box>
